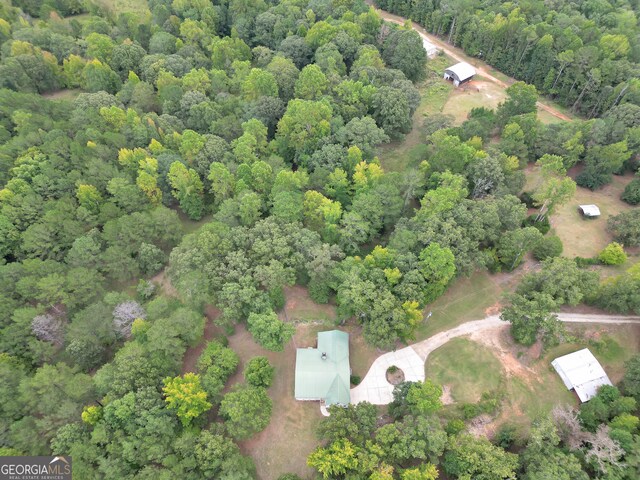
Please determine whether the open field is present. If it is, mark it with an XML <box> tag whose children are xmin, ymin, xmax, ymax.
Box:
<box><xmin>525</xmin><ymin>166</ymin><xmax>637</xmax><ymax>259</ymax></box>
<box><xmin>553</xmin><ymin>173</ymin><xmax>636</xmax><ymax>259</ymax></box>
<box><xmin>90</xmin><ymin>0</ymin><xmax>149</xmax><ymax>15</ymax></box>
<box><xmin>376</xmin><ymin>55</ymin><xmax>452</xmax><ymax>172</ymax></box>
<box><xmin>425</xmin><ymin>323</ymin><xmax>640</xmax><ymax>438</ymax></box>
<box><xmin>413</xmin><ymin>269</ymin><xmax>523</xmax><ymax>341</ymax></box>
<box><xmin>222</xmin><ymin>287</ymin><xmax>378</xmax><ymax>480</ymax></box>
<box><xmin>443</xmin><ymin>78</ymin><xmax>506</xmax><ymax>125</ymax></box>
<box><xmin>42</xmin><ymin>89</ymin><xmax>82</xmax><ymax>101</ymax></box>
<box><xmin>280</xmin><ymin>285</ymin><xmax>337</xmax><ymax>324</ymax></box>
<box><xmin>426</xmin><ymin>337</ymin><xmax>502</xmax><ymax>403</ymax></box>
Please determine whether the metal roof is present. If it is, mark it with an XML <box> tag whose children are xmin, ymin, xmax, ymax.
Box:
<box><xmin>444</xmin><ymin>62</ymin><xmax>476</xmax><ymax>81</ymax></box>
<box><xmin>579</xmin><ymin>204</ymin><xmax>601</xmax><ymax>217</ymax></box>
<box><xmin>422</xmin><ymin>37</ymin><xmax>438</xmax><ymax>57</ymax></box>
<box><xmin>551</xmin><ymin>348</ymin><xmax>612</xmax><ymax>402</ymax></box>
<box><xmin>294</xmin><ymin>330</ymin><xmax>350</xmax><ymax>406</ymax></box>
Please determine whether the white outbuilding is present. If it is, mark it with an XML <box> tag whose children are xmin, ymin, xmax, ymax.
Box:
<box><xmin>578</xmin><ymin>204</ymin><xmax>601</xmax><ymax>218</ymax></box>
<box><xmin>551</xmin><ymin>348</ymin><xmax>612</xmax><ymax>402</ymax></box>
<box><xmin>443</xmin><ymin>62</ymin><xmax>476</xmax><ymax>86</ymax></box>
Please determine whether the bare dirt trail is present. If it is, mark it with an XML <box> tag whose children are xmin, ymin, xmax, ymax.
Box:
<box><xmin>367</xmin><ymin>1</ymin><xmax>573</xmax><ymax>122</ymax></box>
<box><xmin>351</xmin><ymin>313</ymin><xmax>640</xmax><ymax>405</ymax></box>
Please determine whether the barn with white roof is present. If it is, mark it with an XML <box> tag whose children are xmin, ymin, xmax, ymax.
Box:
<box><xmin>443</xmin><ymin>62</ymin><xmax>476</xmax><ymax>86</ymax></box>
<box><xmin>551</xmin><ymin>348</ymin><xmax>612</xmax><ymax>402</ymax></box>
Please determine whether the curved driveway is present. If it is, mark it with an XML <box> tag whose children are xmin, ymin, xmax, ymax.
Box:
<box><xmin>350</xmin><ymin>314</ymin><xmax>640</xmax><ymax>405</ymax></box>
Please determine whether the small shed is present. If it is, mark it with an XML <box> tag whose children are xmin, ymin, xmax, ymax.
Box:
<box><xmin>578</xmin><ymin>204</ymin><xmax>601</xmax><ymax>218</ymax></box>
<box><xmin>443</xmin><ymin>62</ymin><xmax>476</xmax><ymax>86</ymax></box>
<box><xmin>422</xmin><ymin>37</ymin><xmax>438</xmax><ymax>58</ymax></box>
<box><xmin>551</xmin><ymin>348</ymin><xmax>612</xmax><ymax>402</ymax></box>
<box><xmin>295</xmin><ymin>330</ymin><xmax>350</xmax><ymax>406</ymax></box>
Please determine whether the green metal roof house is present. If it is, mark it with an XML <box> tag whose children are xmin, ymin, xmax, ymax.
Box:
<box><xmin>294</xmin><ymin>330</ymin><xmax>350</xmax><ymax>406</ymax></box>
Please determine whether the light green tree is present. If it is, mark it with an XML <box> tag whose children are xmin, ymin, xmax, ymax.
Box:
<box><xmin>162</xmin><ymin>373</ymin><xmax>212</xmax><ymax>426</ymax></box>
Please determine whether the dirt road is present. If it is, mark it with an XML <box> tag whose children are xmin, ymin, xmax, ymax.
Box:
<box><xmin>368</xmin><ymin>2</ymin><xmax>573</xmax><ymax>122</ymax></box>
<box><xmin>351</xmin><ymin>313</ymin><xmax>640</xmax><ymax>404</ymax></box>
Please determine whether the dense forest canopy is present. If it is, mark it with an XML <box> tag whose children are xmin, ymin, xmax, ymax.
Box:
<box><xmin>0</xmin><ymin>0</ymin><xmax>639</xmax><ymax>478</ymax></box>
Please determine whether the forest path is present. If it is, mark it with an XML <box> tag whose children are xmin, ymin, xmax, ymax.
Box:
<box><xmin>350</xmin><ymin>313</ymin><xmax>640</xmax><ymax>405</ymax></box>
<box><xmin>367</xmin><ymin>1</ymin><xmax>573</xmax><ymax>122</ymax></box>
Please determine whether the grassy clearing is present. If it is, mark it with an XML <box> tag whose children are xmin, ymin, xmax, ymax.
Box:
<box><xmin>226</xmin><ymin>323</ymin><xmax>322</xmax><ymax>480</ymax></box>
<box><xmin>426</xmin><ymin>337</ymin><xmax>503</xmax><ymax>403</ymax></box>
<box><xmin>91</xmin><ymin>0</ymin><xmax>149</xmax><ymax>15</ymax></box>
<box><xmin>223</xmin><ymin>287</ymin><xmax>378</xmax><ymax>480</ymax></box>
<box><xmin>423</xmin><ymin>324</ymin><xmax>639</xmax><ymax>439</ymax></box>
<box><xmin>280</xmin><ymin>285</ymin><xmax>337</xmax><ymax>324</ymax></box>
<box><xmin>442</xmin><ymin>78</ymin><xmax>506</xmax><ymax>125</ymax></box>
<box><xmin>524</xmin><ymin>167</ymin><xmax>637</xmax><ymax>259</ymax></box>
<box><xmin>546</xmin><ymin>324</ymin><xmax>640</xmax><ymax>384</ymax></box>
<box><xmin>414</xmin><ymin>270</ymin><xmax>518</xmax><ymax>340</ymax></box>
<box><xmin>538</xmin><ymin>108</ymin><xmax>565</xmax><ymax>124</ymax></box>
<box><xmin>376</xmin><ymin>55</ymin><xmax>453</xmax><ymax>172</ymax></box>
<box><xmin>42</xmin><ymin>89</ymin><xmax>82</xmax><ymax>101</ymax></box>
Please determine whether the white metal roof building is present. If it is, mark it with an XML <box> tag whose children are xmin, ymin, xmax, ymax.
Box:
<box><xmin>443</xmin><ymin>62</ymin><xmax>476</xmax><ymax>86</ymax></box>
<box><xmin>422</xmin><ymin>37</ymin><xmax>438</xmax><ymax>58</ymax></box>
<box><xmin>578</xmin><ymin>204</ymin><xmax>601</xmax><ymax>217</ymax></box>
<box><xmin>551</xmin><ymin>348</ymin><xmax>612</xmax><ymax>402</ymax></box>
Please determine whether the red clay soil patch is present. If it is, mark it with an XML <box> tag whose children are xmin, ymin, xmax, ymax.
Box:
<box><xmin>181</xmin><ymin>306</ymin><xmax>222</xmax><ymax>374</ymax></box>
<box><xmin>469</xmin><ymin>326</ymin><xmax>540</xmax><ymax>386</ymax></box>
<box><xmin>484</xmin><ymin>302</ymin><xmax>502</xmax><ymax>316</ymax></box>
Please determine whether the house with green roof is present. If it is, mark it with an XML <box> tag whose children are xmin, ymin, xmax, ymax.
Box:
<box><xmin>294</xmin><ymin>330</ymin><xmax>350</xmax><ymax>406</ymax></box>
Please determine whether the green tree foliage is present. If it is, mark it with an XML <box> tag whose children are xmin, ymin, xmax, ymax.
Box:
<box><xmin>382</xmin><ymin>27</ymin><xmax>427</xmax><ymax>82</ymax></box>
<box><xmin>622</xmin><ymin>355</ymin><xmax>640</xmax><ymax>403</ymax></box>
<box><xmin>219</xmin><ymin>384</ymin><xmax>272</xmax><ymax>440</ymax></box>
<box><xmin>168</xmin><ymin>161</ymin><xmax>205</xmax><ymax>220</ymax></box>
<box><xmin>197</xmin><ymin>340</ymin><xmax>239</xmax><ymax>401</ymax></box>
<box><xmin>501</xmin><ymin>292</ymin><xmax>561</xmax><ymax>346</ymax></box>
<box><xmin>294</xmin><ymin>64</ymin><xmax>328</xmax><ymax>100</ymax></box>
<box><xmin>247</xmin><ymin>310</ymin><xmax>295</xmax><ymax>351</ymax></box>
<box><xmin>595</xmin><ymin>263</ymin><xmax>640</xmax><ymax>315</ymax></box>
<box><xmin>162</xmin><ymin>373</ymin><xmax>212</xmax><ymax>426</ymax></box>
<box><xmin>243</xmin><ymin>356</ymin><xmax>274</xmax><ymax>388</ymax></box>
<box><xmin>317</xmin><ymin>402</ymin><xmax>378</xmax><ymax>445</ymax></box>
<box><xmin>372</xmin><ymin>86</ymin><xmax>412</xmax><ymax>139</ymax></box>
<box><xmin>607</xmin><ymin>210</ymin><xmax>640</xmax><ymax>246</ymax></box>
<box><xmin>621</xmin><ymin>178</ymin><xmax>640</xmax><ymax>205</ymax></box>
<box><xmin>276</xmin><ymin>99</ymin><xmax>332</xmax><ymax>159</ymax></box>
<box><xmin>443</xmin><ymin>434</ymin><xmax>519</xmax><ymax>480</ymax></box>
<box><xmin>307</xmin><ymin>438</ymin><xmax>360</xmax><ymax>479</ymax></box>
<box><xmin>532</xmin><ymin>235</ymin><xmax>563</xmax><ymax>260</ymax></box>
<box><xmin>389</xmin><ymin>380</ymin><xmax>443</xmax><ymax>418</ymax></box>
<box><xmin>497</xmin><ymin>227</ymin><xmax>543</xmax><ymax>270</ymax></box>
<box><xmin>599</xmin><ymin>242</ymin><xmax>628</xmax><ymax>265</ymax></box>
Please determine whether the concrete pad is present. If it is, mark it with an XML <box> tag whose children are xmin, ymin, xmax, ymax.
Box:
<box><xmin>350</xmin><ymin>346</ymin><xmax>424</xmax><ymax>405</ymax></box>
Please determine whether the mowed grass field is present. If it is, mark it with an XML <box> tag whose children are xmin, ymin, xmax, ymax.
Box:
<box><xmin>426</xmin><ymin>338</ymin><xmax>503</xmax><ymax>403</ymax></box>
<box><xmin>413</xmin><ymin>269</ymin><xmax>524</xmax><ymax>341</ymax></box>
<box><xmin>553</xmin><ymin>174</ymin><xmax>637</xmax><ymax>258</ymax></box>
<box><xmin>526</xmin><ymin>166</ymin><xmax>637</xmax><ymax>259</ymax></box>
<box><xmin>425</xmin><ymin>324</ymin><xmax>640</xmax><ymax>435</ymax></box>
<box><xmin>442</xmin><ymin>78</ymin><xmax>506</xmax><ymax>125</ymax></box>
